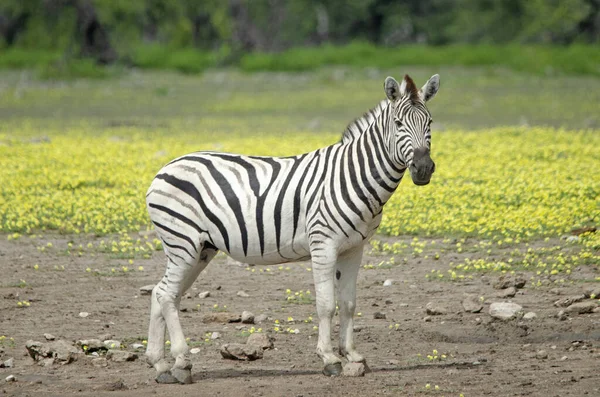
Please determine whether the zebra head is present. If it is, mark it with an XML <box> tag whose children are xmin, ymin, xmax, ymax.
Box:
<box><xmin>384</xmin><ymin>74</ymin><xmax>440</xmax><ymax>185</ymax></box>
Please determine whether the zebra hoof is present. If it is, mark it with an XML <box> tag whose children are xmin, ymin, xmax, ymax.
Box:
<box><xmin>155</xmin><ymin>371</ymin><xmax>179</xmax><ymax>384</ymax></box>
<box><xmin>322</xmin><ymin>362</ymin><xmax>343</xmax><ymax>377</ymax></box>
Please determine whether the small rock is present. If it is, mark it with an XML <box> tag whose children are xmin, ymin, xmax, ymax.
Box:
<box><xmin>425</xmin><ymin>302</ymin><xmax>446</xmax><ymax>315</ymax></box>
<box><xmin>220</xmin><ymin>343</ymin><xmax>263</xmax><ymax>361</ymax></box>
<box><xmin>423</xmin><ymin>316</ymin><xmax>432</xmax><ymax>322</ymax></box>
<box><xmin>43</xmin><ymin>333</ymin><xmax>56</xmax><ymax>341</ymax></box>
<box><xmin>564</xmin><ymin>301</ymin><xmax>597</xmax><ymax>314</ymax></box>
<box><xmin>77</xmin><ymin>339</ymin><xmax>105</xmax><ymax>352</ymax></box>
<box><xmin>560</xmin><ymin>356</ymin><xmax>568</xmax><ymax>361</ymax></box>
<box><xmin>566</xmin><ymin>236</ymin><xmax>580</xmax><ymax>243</ymax></box>
<box><xmin>523</xmin><ymin>312</ymin><xmax>537</xmax><ymax>320</ymax></box>
<box><xmin>103</xmin><ymin>340</ymin><xmax>122</xmax><ymax>350</ymax></box>
<box><xmin>237</xmin><ymin>290</ymin><xmax>250</xmax><ymax>298</ymax></box>
<box><xmin>554</xmin><ymin>295</ymin><xmax>586</xmax><ymax>307</ymax></box>
<box><xmin>489</xmin><ymin>302</ymin><xmax>522</xmax><ymax>321</ymax></box>
<box><xmin>498</xmin><ymin>287</ymin><xmax>516</xmax><ymax>298</ymax></box>
<box><xmin>493</xmin><ymin>275</ymin><xmax>512</xmax><ymax>290</ymax></box>
<box><xmin>536</xmin><ymin>350</ymin><xmax>548</xmax><ymax>360</ymax></box>
<box><xmin>211</xmin><ymin>332</ymin><xmax>221</xmax><ymax>340</ymax></box>
<box><xmin>247</xmin><ymin>333</ymin><xmax>274</xmax><ymax>350</ymax></box>
<box><xmin>91</xmin><ymin>357</ymin><xmax>108</xmax><ymax>367</ymax></box>
<box><xmin>131</xmin><ymin>343</ymin><xmax>145</xmax><ymax>351</ymax></box>
<box><xmin>383</xmin><ymin>279</ymin><xmax>393</xmax><ymax>287</ymax></box>
<box><xmin>254</xmin><ymin>314</ymin><xmax>268</xmax><ymax>324</ymax></box>
<box><xmin>106</xmin><ymin>350</ymin><xmax>138</xmax><ymax>362</ymax></box>
<box><xmin>190</xmin><ymin>348</ymin><xmax>201</xmax><ymax>354</ymax></box>
<box><xmin>198</xmin><ymin>291</ymin><xmax>210</xmax><ymax>299</ymax></box>
<box><xmin>373</xmin><ymin>312</ymin><xmax>387</xmax><ymax>320</ymax></box>
<box><xmin>79</xmin><ymin>312</ymin><xmax>89</xmax><ymax>318</ymax></box>
<box><xmin>5</xmin><ymin>375</ymin><xmax>16</xmax><ymax>382</ymax></box>
<box><xmin>0</xmin><ymin>358</ymin><xmax>14</xmax><ymax>368</ymax></box>
<box><xmin>557</xmin><ymin>310</ymin><xmax>567</xmax><ymax>321</ymax></box>
<box><xmin>241</xmin><ymin>311</ymin><xmax>255</xmax><ymax>324</ymax></box>
<box><xmin>202</xmin><ymin>312</ymin><xmax>241</xmax><ymax>323</ymax></box>
<box><xmin>26</xmin><ymin>340</ymin><xmax>79</xmax><ymax>364</ymax></box>
<box><xmin>514</xmin><ymin>276</ymin><xmax>526</xmax><ymax>289</ymax></box>
<box><xmin>139</xmin><ymin>285</ymin><xmax>154</xmax><ymax>295</ymax></box>
<box><xmin>342</xmin><ymin>362</ymin><xmax>366</xmax><ymax>377</ymax></box>
<box><xmin>462</xmin><ymin>294</ymin><xmax>483</xmax><ymax>313</ymax></box>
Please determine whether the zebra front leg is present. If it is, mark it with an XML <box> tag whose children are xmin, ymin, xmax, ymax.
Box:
<box><xmin>336</xmin><ymin>246</ymin><xmax>367</xmax><ymax>367</ymax></box>
<box><xmin>312</xmin><ymin>255</ymin><xmax>343</xmax><ymax>376</ymax></box>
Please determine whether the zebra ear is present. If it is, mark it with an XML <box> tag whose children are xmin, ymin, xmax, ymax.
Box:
<box><xmin>384</xmin><ymin>77</ymin><xmax>400</xmax><ymax>101</ymax></box>
<box><xmin>419</xmin><ymin>74</ymin><xmax>440</xmax><ymax>102</ymax></box>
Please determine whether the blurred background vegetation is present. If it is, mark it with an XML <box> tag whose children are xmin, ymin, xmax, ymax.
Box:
<box><xmin>1</xmin><ymin>0</ymin><xmax>599</xmax><ymax>78</ymax></box>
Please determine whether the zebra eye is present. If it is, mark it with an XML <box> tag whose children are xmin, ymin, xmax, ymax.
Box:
<box><xmin>395</xmin><ymin>120</ymin><xmax>402</xmax><ymax>128</ymax></box>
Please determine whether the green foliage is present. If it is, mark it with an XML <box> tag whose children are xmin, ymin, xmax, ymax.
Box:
<box><xmin>0</xmin><ymin>48</ymin><xmax>60</xmax><ymax>69</ymax></box>
<box><xmin>37</xmin><ymin>59</ymin><xmax>116</xmax><ymax>80</ymax></box>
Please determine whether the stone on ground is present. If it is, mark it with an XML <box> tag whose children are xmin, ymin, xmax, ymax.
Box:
<box><xmin>202</xmin><ymin>312</ymin><xmax>241</xmax><ymax>323</ymax></box>
<box><xmin>383</xmin><ymin>279</ymin><xmax>393</xmax><ymax>287</ymax></box>
<box><xmin>523</xmin><ymin>312</ymin><xmax>537</xmax><ymax>320</ymax></box>
<box><xmin>498</xmin><ymin>287</ymin><xmax>516</xmax><ymax>298</ymax></box>
<box><xmin>220</xmin><ymin>343</ymin><xmax>263</xmax><ymax>361</ymax></box>
<box><xmin>5</xmin><ymin>375</ymin><xmax>16</xmax><ymax>382</ymax></box>
<box><xmin>78</xmin><ymin>312</ymin><xmax>89</xmax><ymax>318</ymax></box>
<box><xmin>190</xmin><ymin>348</ymin><xmax>201</xmax><ymax>354</ymax></box>
<box><xmin>489</xmin><ymin>302</ymin><xmax>522</xmax><ymax>320</ymax></box>
<box><xmin>131</xmin><ymin>343</ymin><xmax>145</xmax><ymax>351</ymax></box>
<box><xmin>343</xmin><ymin>362</ymin><xmax>366</xmax><ymax>377</ymax></box>
<box><xmin>247</xmin><ymin>333</ymin><xmax>274</xmax><ymax>350</ymax></box>
<box><xmin>43</xmin><ymin>333</ymin><xmax>56</xmax><ymax>341</ymax></box>
<box><xmin>373</xmin><ymin>311</ymin><xmax>387</xmax><ymax>319</ymax></box>
<box><xmin>426</xmin><ymin>302</ymin><xmax>446</xmax><ymax>315</ymax></box>
<box><xmin>462</xmin><ymin>294</ymin><xmax>483</xmax><ymax>313</ymax></box>
<box><xmin>241</xmin><ymin>311</ymin><xmax>255</xmax><ymax>324</ymax></box>
<box><xmin>564</xmin><ymin>301</ymin><xmax>597</xmax><ymax>315</ymax></box>
<box><xmin>237</xmin><ymin>290</ymin><xmax>250</xmax><ymax>297</ymax></box>
<box><xmin>198</xmin><ymin>291</ymin><xmax>210</xmax><ymax>299</ymax></box>
<box><xmin>0</xmin><ymin>358</ymin><xmax>14</xmax><ymax>368</ymax></box>
<box><xmin>536</xmin><ymin>350</ymin><xmax>548</xmax><ymax>360</ymax></box>
<box><xmin>554</xmin><ymin>295</ymin><xmax>586</xmax><ymax>308</ymax></box>
<box><xmin>211</xmin><ymin>332</ymin><xmax>221</xmax><ymax>340</ymax></box>
<box><xmin>103</xmin><ymin>340</ymin><xmax>122</xmax><ymax>349</ymax></box>
<box><xmin>254</xmin><ymin>314</ymin><xmax>268</xmax><ymax>323</ymax></box>
<box><xmin>77</xmin><ymin>339</ymin><xmax>105</xmax><ymax>352</ymax></box>
<box><xmin>106</xmin><ymin>349</ymin><xmax>138</xmax><ymax>362</ymax></box>
<box><xmin>26</xmin><ymin>340</ymin><xmax>79</xmax><ymax>364</ymax></box>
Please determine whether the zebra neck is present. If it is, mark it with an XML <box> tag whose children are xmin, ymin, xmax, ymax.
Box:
<box><xmin>346</xmin><ymin>116</ymin><xmax>406</xmax><ymax>213</ymax></box>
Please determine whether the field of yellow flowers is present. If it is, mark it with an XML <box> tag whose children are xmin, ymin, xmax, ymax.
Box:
<box><xmin>0</xmin><ymin>124</ymin><xmax>597</xmax><ymax>244</ymax></box>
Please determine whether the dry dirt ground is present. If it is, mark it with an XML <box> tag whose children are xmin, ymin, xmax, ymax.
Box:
<box><xmin>0</xmin><ymin>233</ymin><xmax>599</xmax><ymax>397</ymax></box>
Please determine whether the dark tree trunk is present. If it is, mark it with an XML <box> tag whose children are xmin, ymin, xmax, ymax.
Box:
<box><xmin>71</xmin><ymin>0</ymin><xmax>116</xmax><ymax>64</ymax></box>
<box><xmin>0</xmin><ymin>11</ymin><xmax>30</xmax><ymax>46</ymax></box>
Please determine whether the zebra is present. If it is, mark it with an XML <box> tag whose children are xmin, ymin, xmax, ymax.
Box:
<box><xmin>145</xmin><ymin>73</ymin><xmax>440</xmax><ymax>383</ymax></box>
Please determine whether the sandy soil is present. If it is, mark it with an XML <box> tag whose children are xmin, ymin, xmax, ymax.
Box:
<box><xmin>0</xmin><ymin>233</ymin><xmax>599</xmax><ymax>397</ymax></box>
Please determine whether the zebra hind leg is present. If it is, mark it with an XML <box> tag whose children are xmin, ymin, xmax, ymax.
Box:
<box><xmin>149</xmin><ymin>242</ymin><xmax>217</xmax><ymax>384</ymax></box>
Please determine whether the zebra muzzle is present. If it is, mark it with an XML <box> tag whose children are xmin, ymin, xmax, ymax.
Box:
<box><xmin>409</xmin><ymin>148</ymin><xmax>435</xmax><ymax>186</ymax></box>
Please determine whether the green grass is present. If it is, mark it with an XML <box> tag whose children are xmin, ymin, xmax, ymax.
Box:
<box><xmin>2</xmin><ymin>43</ymin><xmax>599</xmax><ymax>78</ymax></box>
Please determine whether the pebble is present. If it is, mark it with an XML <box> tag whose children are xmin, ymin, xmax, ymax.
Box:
<box><xmin>0</xmin><ymin>358</ymin><xmax>14</xmax><ymax>368</ymax></box>
<box><xmin>44</xmin><ymin>333</ymin><xmax>56</xmax><ymax>341</ymax></box>
<box><xmin>425</xmin><ymin>302</ymin><xmax>446</xmax><ymax>315</ymax></box>
<box><xmin>211</xmin><ymin>332</ymin><xmax>221</xmax><ymax>340</ymax></box>
<box><xmin>254</xmin><ymin>314</ymin><xmax>268</xmax><ymax>324</ymax></box>
<box><xmin>498</xmin><ymin>286</ymin><xmax>516</xmax><ymax>298</ymax></box>
<box><xmin>131</xmin><ymin>343</ymin><xmax>145</xmax><ymax>351</ymax></box>
<box><xmin>241</xmin><ymin>311</ymin><xmax>255</xmax><ymax>324</ymax></box>
<box><xmin>489</xmin><ymin>302</ymin><xmax>522</xmax><ymax>320</ymax></box>
<box><xmin>139</xmin><ymin>285</ymin><xmax>154</xmax><ymax>295</ymax></box>
<box><xmin>190</xmin><ymin>348</ymin><xmax>201</xmax><ymax>354</ymax></box>
<box><xmin>5</xmin><ymin>375</ymin><xmax>16</xmax><ymax>382</ymax></box>
<box><xmin>342</xmin><ymin>362</ymin><xmax>366</xmax><ymax>377</ymax></box>
<box><xmin>564</xmin><ymin>301</ymin><xmax>597</xmax><ymax>315</ymax></box>
<box><xmin>523</xmin><ymin>312</ymin><xmax>537</xmax><ymax>320</ymax></box>
<box><xmin>373</xmin><ymin>312</ymin><xmax>387</xmax><ymax>319</ymax></box>
<box><xmin>198</xmin><ymin>291</ymin><xmax>210</xmax><ymax>299</ymax></box>
<box><xmin>202</xmin><ymin>312</ymin><xmax>241</xmax><ymax>323</ymax></box>
<box><xmin>77</xmin><ymin>339</ymin><xmax>104</xmax><ymax>351</ymax></box>
<box><xmin>237</xmin><ymin>290</ymin><xmax>250</xmax><ymax>298</ymax></box>
<box><xmin>557</xmin><ymin>310</ymin><xmax>567</xmax><ymax>321</ymax></box>
<box><xmin>462</xmin><ymin>294</ymin><xmax>483</xmax><ymax>313</ymax></box>
<box><xmin>79</xmin><ymin>312</ymin><xmax>89</xmax><ymax>318</ymax></box>
<box><xmin>106</xmin><ymin>350</ymin><xmax>138</xmax><ymax>362</ymax></box>
<box><xmin>247</xmin><ymin>333</ymin><xmax>274</xmax><ymax>350</ymax></box>
<box><xmin>424</xmin><ymin>316</ymin><xmax>432</xmax><ymax>322</ymax></box>
<box><xmin>220</xmin><ymin>343</ymin><xmax>263</xmax><ymax>361</ymax></box>
<box><xmin>536</xmin><ymin>350</ymin><xmax>548</xmax><ymax>360</ymax></box>
<box><xmin>560</xmin><ymin>356</ymin><xmax>568</xmax><ymax>361</ymax></box>
<box><xmin>383</xmin><ymin>279</ymin><xmax>393</xmax><ymax>287</ymax></box>
<box><xmin>103</xmin><ymin>340</ymin><xmax>122</xmax><ymax>349</ymax></box>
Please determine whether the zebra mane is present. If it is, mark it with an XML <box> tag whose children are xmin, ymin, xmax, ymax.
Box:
<box><xmin>340</xmin><ymin>99</ymin><xmax>390</xmax><ymax>144</ymax></box>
